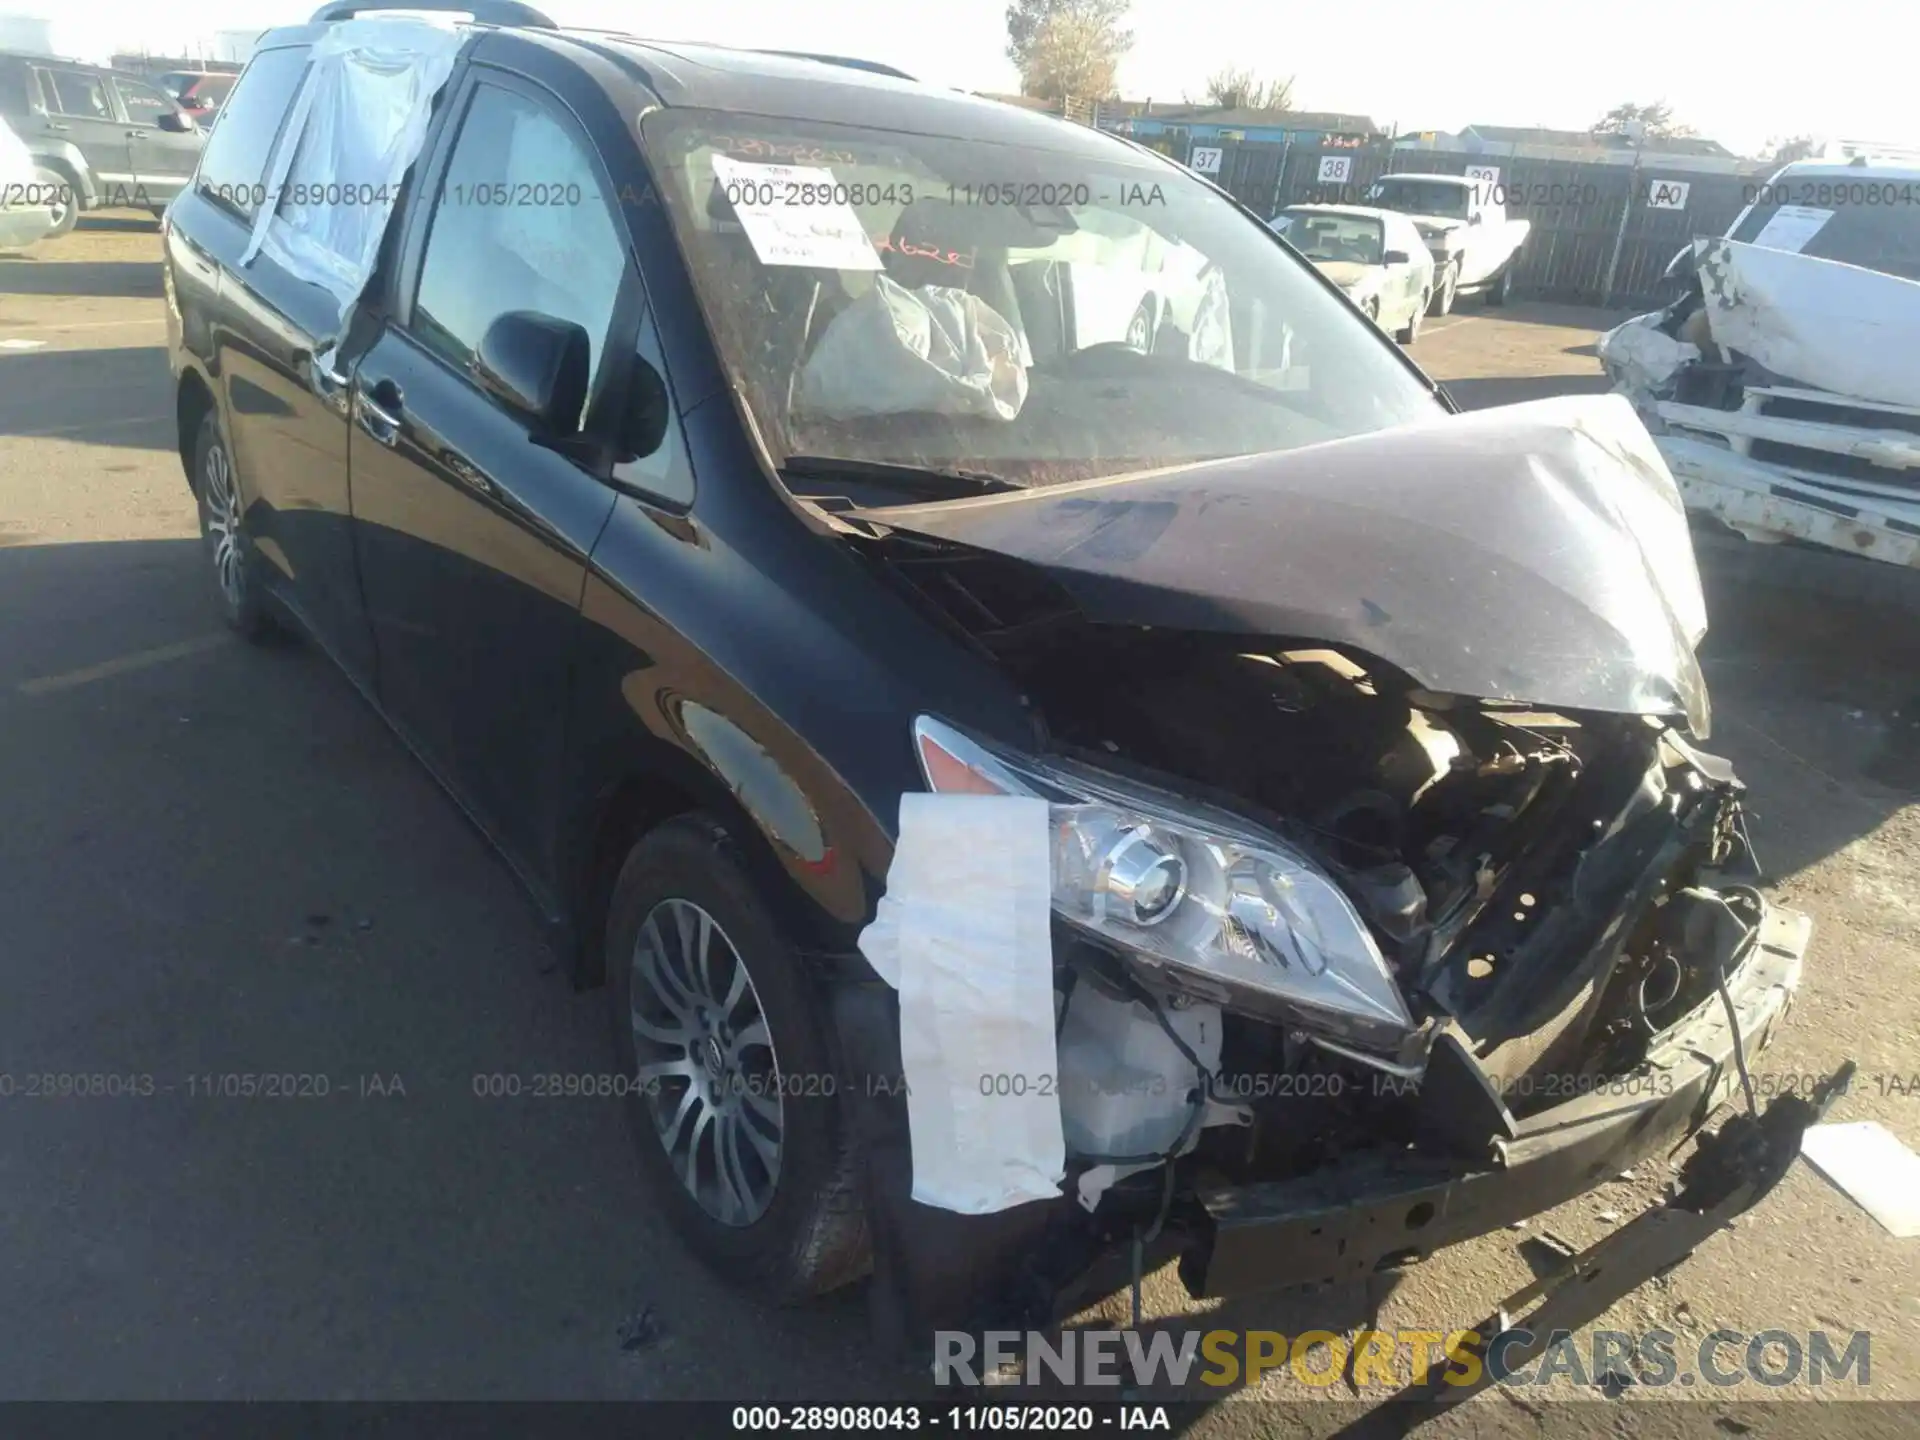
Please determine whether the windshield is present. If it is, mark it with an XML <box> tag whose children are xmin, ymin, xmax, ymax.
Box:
<box><xmin>1367</xmin><ymin>178</ymin><xmax>1470</xmax><ymax>221</ymax></box>
<box><xmin>1276</xmin><ymin>211</ymin><xmax>1384</xmax><ymax>265</ymax></box>
<box><xmin>640</xmin><ymin>108</ymin><xmax>1445</xmax><ymax>491</ymax></box>
<box><xmin>1728</xmin><ymin>193</ymin><xmax>1920</xmax><ymax>282</ymax></box>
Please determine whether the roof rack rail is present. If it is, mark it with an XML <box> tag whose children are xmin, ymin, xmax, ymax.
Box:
<box><xmin>309</xmin><ymin>1</ymin><xmax>557</xmax><ymax>27</ymax></box>
<box><xmin>755</xmin><ymin>50</ymin><xmax>915</xmax><ymax>81</ymax></box>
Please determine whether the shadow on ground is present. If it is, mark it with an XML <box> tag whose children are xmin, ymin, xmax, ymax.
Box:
<box><xmin>0</xmin><ymin>345</ymin><xmax>173</xmax><ymax>448</ymax></box>
<box><xmin>1440</xmin><ymin>373</ymin><xmax>1614</xmax><ymax>409</ymax></box>
<box><xmin>0</xmin><ymin>257</ymin><xmax>163</xmax><ymax>299</ymax></box>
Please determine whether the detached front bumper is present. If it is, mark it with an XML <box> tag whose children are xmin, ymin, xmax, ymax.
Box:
<box><xmin>1182</xmin><ymin>902</ymin><xmax>1808</xmax><ymax>1297</ymax></box>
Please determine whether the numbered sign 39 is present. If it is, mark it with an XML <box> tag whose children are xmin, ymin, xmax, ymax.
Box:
<box><xmin>1316</xmin><ymin>155</ymin><xmax>1352</xmax><ymax>184</ymax></box>
<box><xmin>1465</xmin><ymin>165</ymin><xmax>1501</xmax><ymax>187</ymax></box>
<box><xmin>1648</xmin><ymin>179</ymin><xmax>1691</xmax><ymax>210</ymax></box>
<box><xmin>1190</xmin><ymin>146</ymin><xmax>1224</xmax><ymax>176</ymax></box>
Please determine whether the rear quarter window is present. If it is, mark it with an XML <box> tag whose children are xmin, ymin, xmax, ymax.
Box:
<box><xmin>195</xmin><ymin>45</ymin><xmax>312</xmax><ymax>221</ymax></box>
<box><xmin>0</xmin><ymin>58</ymin><xmax>32</xmax><ymax>115</ymax></box>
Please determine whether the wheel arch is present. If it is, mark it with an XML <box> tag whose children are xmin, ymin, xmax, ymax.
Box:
<box><xmin>27</xmin><ymin>146</ymin><xmax>93</xmax><ymax>207</ymax></box>
<box><xmin>175</xmin><ymin>366</ymin><xmax>218</xmax><ymax>493</ymax></box>
<box><xmin>563</xmin><ymin>739</ymin><xmax>858</xmax><ymax>992</ymax></box>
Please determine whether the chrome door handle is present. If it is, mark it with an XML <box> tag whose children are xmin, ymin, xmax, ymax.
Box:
<box><xmin>355</xmin><ymin>389</ymin><xmax>402</xmax><ymax>446</ymax></box>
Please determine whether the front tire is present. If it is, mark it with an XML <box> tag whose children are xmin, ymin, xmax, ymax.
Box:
<box><xmin>1428</xmin><ymin>263</ymin><xmax>1457</xmax><ymax>316</ymax></box>
<box><xmin>1397</xmin><ymin>291</ymin><xmax>1426</xmax><ymax>344</ymax></box>
<box><xmin>605</xmin><ymin>814</ymin><xmax>868</xmax><ymax>1304</ymax></box>
<box><xmin>192</xmin><ymin>411</ymin><xmax>278</xmax><ymax>641</ymax></box>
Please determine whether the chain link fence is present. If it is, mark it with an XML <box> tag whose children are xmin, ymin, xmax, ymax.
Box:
<box><xmin>1173</xmin><ymin>137</ymin><xmax>1767</xmax><ymax>308</ymax></box>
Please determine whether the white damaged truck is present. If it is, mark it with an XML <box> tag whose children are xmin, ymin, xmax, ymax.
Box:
<box><xmin>1365</xmin><ymin>171</ymin><xmax>1532</xmax><ymax>315</ymax></box>
<box><xmin>1599</xmin><ymin>159</ymin><xmax>1920</xmax><ymax>590</ymax></box>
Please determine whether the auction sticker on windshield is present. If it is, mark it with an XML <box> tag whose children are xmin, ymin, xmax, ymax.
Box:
<box><xmin>1751</xmin><ymin>204</ymin><xmax>1834</xmax><ymax>254</ymax></box>
<box><xmin>710</xmin><ymin>154</ymin><xmax>883</xmax><ymax>271</ymax></box>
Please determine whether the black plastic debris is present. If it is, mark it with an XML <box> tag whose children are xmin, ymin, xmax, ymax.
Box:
<box><xmin>616</xmin><ymin>1305</ymin><xmax>661</xmax><ymax>1353</ymax></box>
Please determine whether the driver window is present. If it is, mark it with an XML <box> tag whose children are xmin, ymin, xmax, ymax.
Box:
<box><xmin>116</xmin><ymin>79</ymin><xmax>176</xmax><ymax>127</ymax></box>
<box><xmin>412</xmin><ymin>83</ymin><xmax>628</xmax><ymax>420</ymax></box>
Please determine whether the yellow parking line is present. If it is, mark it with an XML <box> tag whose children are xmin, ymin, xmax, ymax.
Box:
<box><xmin>18</xmin><ymin>634</ymin><xmax>227</xmax><ymax>696</ymax></box>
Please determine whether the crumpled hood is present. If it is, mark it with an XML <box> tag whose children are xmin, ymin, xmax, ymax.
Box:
<box><xmin>854</xmin><ymin>394</ymin><xmax>1713</xmax><ymax>735</ymax></box>
<box><xmin>1696</xmin><ymin>236</ymin><xmax>1920</xmax><ymax>411</ymax></box>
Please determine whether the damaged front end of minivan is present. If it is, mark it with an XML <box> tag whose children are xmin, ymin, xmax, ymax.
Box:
<box><xmin>827</xmin><ymin>396</ymin><xmax>1817</xmax><ymax>1341</ymax></box>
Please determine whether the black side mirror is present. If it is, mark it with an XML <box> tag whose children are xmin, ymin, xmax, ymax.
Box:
<box><xmin>623</xmin><ymin>357</ymin><xmax>671</xmax><ymax>461</ymax></box>
<box><xmin>1383</xmin><ymin>249</ymin><xmax>1412</xmax><ymax>265</ymax></box>
<box><xmin>475</xmin><ymin>310</ymin><xmax>590</xmax><ymax>436</ymax></box>
<box><xmin>1663</xmin><ymin>241</ymin><xmax>1698</xmax><ymax>283</ymax></box>
<box><xmin>157</xmin><ymin>110</ymin><xmax>194</xmax><ymax>133</ymax></box>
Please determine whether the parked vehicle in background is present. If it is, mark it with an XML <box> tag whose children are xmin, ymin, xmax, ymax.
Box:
<box><xmin>1365</xmin><ymin>172</ymin><xmax>1531</xmax><ymax>314</ymax></box>
<box><xmin>166</xmin><ymin>0</ymin><xmax>1815</xmax><ymax>1347</ymax></box>
<box><xmin>1600</xmin><ymin>158</ymin><xmax>1920</xmax><ymax>590</ymax></box>
<box><xmin>0</xmin><ymin>48</ymin><xmax>204</xmax><ymax>234</ymax></box>
<box><xmin>156</xmin><ymin>70</ymin><xmax>237</xmax><ymax>118</ymax></box>
<box><xmin>0</xmin><ymin>110</ymin><xmax>58</xmax><ymax>248</ymax></box>
<box><xmin>1272</xmin><ymin>203</ymin><xmax>1434</xmax><ymax>343</ymax></box>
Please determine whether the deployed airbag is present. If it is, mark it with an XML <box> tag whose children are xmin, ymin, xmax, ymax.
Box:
<box><xmin>797</xmin><ymin>275</ymin><xmax>1029</xmax><ymax>422</ymax></box>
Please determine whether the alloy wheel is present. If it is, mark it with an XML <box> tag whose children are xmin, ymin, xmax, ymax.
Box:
<box><xmin>1126</xmin><ymin>304</ymin><xmax>1153</xmax><ymax>352</ymax></box>
<box><xmin>628</xmin><ymin>898</ymin><xmax>783</xmax><ymax>1226</ymax></box>
<box><xmin>203</xmin><ymin>440</ymin><xmax>244</xmax><ymax>606</ymax></box>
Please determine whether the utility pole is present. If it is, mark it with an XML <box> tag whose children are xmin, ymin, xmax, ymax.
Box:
<box><xmin>1600</xmin><ymin>120</ymin><xmax>1645</xmax><ymax>307</ymax></box>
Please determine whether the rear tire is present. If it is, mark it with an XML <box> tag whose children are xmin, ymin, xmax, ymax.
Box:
<box><xmin>34</xmin><ymin>167</ymin><xmax>78</xmax><ymax>239</ymax></box>
<box><xmin>1486</xmin><ymin>265</ymin><xmax>1514</xmax><ymax>307</ymax></box>
<box><xmin>192</xmin><ymin>410</ymin><xmax>279</xmax><ymax>642</ymax></box>
<box><xmin>1124</xmin><ymin>296</ymin><xmax>1157</xmax><ymax>353</ymax></box>
<box><xmin>605</xmin><ymin>814</ymin><xmax>869</xmax><ymax>1304</ymax></box>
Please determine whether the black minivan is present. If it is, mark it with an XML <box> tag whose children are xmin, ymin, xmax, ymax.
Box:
<box><xmin>165</xmin><ymin>0</ymin><xmax>1815</xmax><ymax>1344</ymax></box>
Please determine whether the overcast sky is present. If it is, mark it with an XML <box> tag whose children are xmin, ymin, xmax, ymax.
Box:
<box><xmin>13</xmin><ymin>0</ymin><xmax>1917</xmax><ymax>158</ymax></box>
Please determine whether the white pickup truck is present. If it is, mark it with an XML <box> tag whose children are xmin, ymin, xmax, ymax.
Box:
<box><xmin>1364</xmin><ymin>172</ymin><xmax>1531</xmax><ymax>315</ymax></box>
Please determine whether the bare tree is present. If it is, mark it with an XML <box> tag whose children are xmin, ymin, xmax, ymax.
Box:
<box><xmin>1201</xmin><ymin>66</ymin><xmax>1294</xmax><ymax>112</ymax></box>
<box><xmin>1763</xmin><ymin>134</ymin><xmax>1822</xmax><ymax>165</ymax></box>
<box><xmin>1016</xmin><ymin>7</ymin><xmax>1128</xmax><ymax>107</ymax></box>
<box><xmin>1591</xmin><ymin>101</ymin><xmax>1696</xmax><ymax>140</ymax></box>
<box><xmin>1007</xmin><ymin>0</ymin><xmax>1132</xmax><ymax>98</ymax></box>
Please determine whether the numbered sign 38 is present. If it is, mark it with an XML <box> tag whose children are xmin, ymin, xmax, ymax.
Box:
<box><xmin>1648</xmin><ymin>179</ymin><xmax>1691</xmax><ymax>210</ymax></box>
<box><xmin>1190</xmin><ymin>146</ymin><xmax>1224</xmax><ymax>176</ymax></box>
<box><xmin>1316</xmin><ymin>154</ymin><xmax>1352</xmax><ymax>184</ymax></box>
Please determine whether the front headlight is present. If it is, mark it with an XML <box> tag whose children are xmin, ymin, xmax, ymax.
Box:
<box><xmin>911</xmin><ymin>716</ymin><xmax>1414</xmax><ymax>1055</ymax></box>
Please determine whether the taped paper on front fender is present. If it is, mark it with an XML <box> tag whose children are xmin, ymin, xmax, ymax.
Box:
<box><xmin>857</xmin><ymin>794</ymin><xmax>1064</xmax><ymax>1214</ymax></box>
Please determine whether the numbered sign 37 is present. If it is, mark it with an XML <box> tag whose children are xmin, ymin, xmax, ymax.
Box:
<box><xmin>1648</xmin><ymin>179</ymin><xmax>1691</xmax><ymax>210</ymax></box>
<box><xmin>1190</xmin><ymin>146</ymin><xmax>1224</xmax><ymax>176</ymax></box>
<box><xmin>1316</xmin><ymin>154</ymin><xmax>1352</xmax><ymax>184</ymax></box>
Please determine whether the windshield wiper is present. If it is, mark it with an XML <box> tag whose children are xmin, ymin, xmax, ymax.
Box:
<box><xmin>780</xmin><ymin>455</ymin><xmax>1022</xmax><ymax>497</ymax></box>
